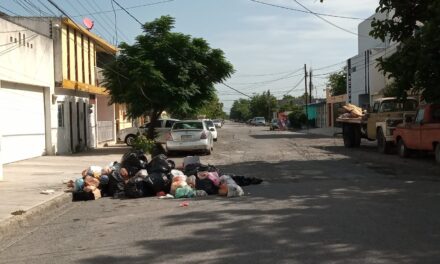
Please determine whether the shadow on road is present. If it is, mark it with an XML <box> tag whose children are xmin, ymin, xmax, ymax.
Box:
<box><xmin>77</xmin><ymin>155</ymin><xmax>440</xmax><ymax>264</ymax></box>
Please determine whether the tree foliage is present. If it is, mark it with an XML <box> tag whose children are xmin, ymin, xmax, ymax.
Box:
<box><xmin>370</xmin><ymin>0</ymin><xmax>440</xmax><ymax>103</ymax></box>
<box><xmin>230</xmin><ymin>99</ymin><xmax>251</xmax><ymax>121</ymax></box>
<box><xmin>103</xmin><ymin>16</ymin><xmax>234</xmax><ymax>139</ymax></box>
<box><xmin>249</xmin><ymin>91</ymin><xmax>278</xmax><ymax>121</ymax></box>
<box><xmin>327</xmin><ymin>70</ymin><xmax>347</xmax><ymax>96</ymax></box>
<box><xmin>196</xmin><ymin>94</ymin><xmax>227</xmax><ymax>119</ymax></box>
<box><xmin>288</xmin><ymin>105</ymin><xmax>307</xmax><ymax>129</ymax></box>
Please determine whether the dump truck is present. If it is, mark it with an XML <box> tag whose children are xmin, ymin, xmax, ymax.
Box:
<box><xmin>336</xmin><ymin>97</ymin><xmax>418</xmax><ymax>153</ymax></box>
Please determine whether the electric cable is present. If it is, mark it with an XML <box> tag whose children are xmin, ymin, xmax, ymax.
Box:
<box><xmin>250</xmin><ymin>0</ymin><xmax>371</xmax><ymax>21</ymax></box>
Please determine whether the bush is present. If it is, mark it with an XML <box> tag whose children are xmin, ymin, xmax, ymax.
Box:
<box><xmin>131</xmin><ymin>135</ymin><xmax>155</xmax><ymax>154</ymax></box>
<box><xmin>288</xmin><ymin>110</ymin><xmax>307</xmax><ymax>129</ymax></box>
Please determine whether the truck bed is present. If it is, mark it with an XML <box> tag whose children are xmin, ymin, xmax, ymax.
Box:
<box><xmin>336</xmin><ymin>117</ymin><xmax>366</xmax><ymax>125</ymax></box>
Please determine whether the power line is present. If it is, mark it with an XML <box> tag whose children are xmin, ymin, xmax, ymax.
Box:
<box><xmin>221</xmin><ymin>82</ymin><xmax>252</xmax><ymax>98</ymax></box>
<box><xmin>71</xmin><ymin>0</ymin><xmax>175</xmax><ymax>18</ymax></box>
<box><xmin>234</xmin><ymin>67</ymin><xmax>303</xmax><ymax>77</ymax></box>
<box><xmin>291</xmin><ymin>0</ymin><xmax>370</xmax><ymax>38</ymax></box>
<box><xmin>228</xmin><ymin>72</ymin><xmax>304</xmax><ymax>86</ymax></box>
<box><xmin>282</xmin><ymin>76</ymin><xmax>305</xmax><ymax>97</ymax></box>
<box><xmin>250</xmin><ymin>0</ymin><xmax>371</xmax><ymax>21</ymax></box>
<box><xmin>111</xmin><ymin>0</ymin><xmax>143</xmax><ymax>26</ymax></box>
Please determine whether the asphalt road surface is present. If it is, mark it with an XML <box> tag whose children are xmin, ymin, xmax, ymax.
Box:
<box><xmin>1</xmin><ymin>122</ymin><xmax>440</xmax><ymax>264</ymax></box>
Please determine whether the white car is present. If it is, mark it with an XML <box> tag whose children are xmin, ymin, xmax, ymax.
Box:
<box><xmin>203</xmin><ymin>120</ymin><xmax>218</xmax><ymax>141</ymax></box>
<box><xmin>166</xmin><ymin>120</ymin><xmax>214</xmax><ymax>155</ymax></box>
<box><xmin>118</xmin><ymin>118</ymin><xmax>179</xmax><ymax>146</ymax></box>
<box><xmin>213</xmin><ymin>119</ymin><xmax>222</xmax><ymax>128</ymax></box>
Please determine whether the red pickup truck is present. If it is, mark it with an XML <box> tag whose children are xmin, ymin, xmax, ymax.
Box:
<box><xmin>393</xmin><ymin>104</ymin><xmax>440</xmax><ymax>163</ymax></box>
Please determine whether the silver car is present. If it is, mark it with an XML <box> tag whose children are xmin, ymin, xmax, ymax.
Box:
<box><xmin>166</xmin><ymin>120</ymin><xmax>214</xmax><ymax>155</ymax></box>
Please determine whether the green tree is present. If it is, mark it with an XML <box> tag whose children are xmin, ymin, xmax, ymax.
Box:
<box><xmin>103</xmin><ymin>16</ymin><xmax>234</xmax><ymax>139</ymax></box>
<box><xmin>327</xmin><ymin>70</ymin><xmax>347</xmax><ymax>96</ymax></box>
<box><xmin>370</xmin><ymin>0</ymin><xmax>440</xmax><ymax>103</ymax></box>
<box><xmin>249</xmin><ymin>90</ymin><xmax>278</xmax><ymax>121</ymax></box>
<box><xmin>197</xmin><ymin>94</ymin><xmax>226</xmax><ymax>119</ymax></box>
<box><xmin>230</xmin><ymin>99</ymin><xmax>251</xmax><ymax>121</ymax></box>
<box><xmin>288</xmin><ymin>105</ymin><xmax>307</xmax><ymax>129</ymax></box>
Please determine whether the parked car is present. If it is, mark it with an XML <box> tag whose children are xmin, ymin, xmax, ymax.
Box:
<box><xmin>251</xmin><ymin>117</ymin><xmax>266</xmax><ymax>126</ymax></box>
<box><xmin>213</xmin><ymin>119</ymin><xmax>223</xmax><ymax>128</ymax></box>
<box><xmin>118</xmin><ymin>118</ymin><xmax>179</xmax><ymax>146</ymax></box>
<box><xmin>269</xmin><ymin>118</ymin><xmax>280</xmax><ymax>131</ymax></box>
<box><xmin>166</xmin><ymin>120</ymin><xmax>214</xmax><ymax>155</ymax></box>
<box><xmin>203</xmin><ymin>120</ymin><xmax>218</xmax><ymax>141</ymax></box>
<box><xmin>393</xmin><ymin>104</ymin><xmax>440</xmax><ymax>163</ymax></box>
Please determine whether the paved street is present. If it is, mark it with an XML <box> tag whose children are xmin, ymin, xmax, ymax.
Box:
<box><xmin>1</xmin><ymin>122</ymin><xmax>440</xmax><ymax>264</ymax></box>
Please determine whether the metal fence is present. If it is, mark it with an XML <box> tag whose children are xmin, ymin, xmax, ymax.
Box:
<box><xmin>97</xmin><ymin>121</ymin><xmax>114</xmax><ymax>143</ymax></box>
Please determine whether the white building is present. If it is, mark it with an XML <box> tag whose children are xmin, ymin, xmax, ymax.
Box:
<box><xmin>346</xmin><ymin>11</ymin><xmax>397</xmax><ymax>108</ymax></box>
<box><xmin>0</xmin><ymin>16</ymin><xmax>56</xmax><ymax>180</ymax></box>
<box><xmin>5</xmin><ymin>15</ymin><xmax>118</xmax><ymax>154</ymax></box>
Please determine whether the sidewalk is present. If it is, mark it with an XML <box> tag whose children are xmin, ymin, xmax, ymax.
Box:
<box><xmin>0</xmin><ymin>144</ymin><xmax>130</xmax><ymax>235</ymax></box>
<box><xmin>298</xmin><ymin>127</ymin><xmax>342</xmax><ymax>137</ymax></box>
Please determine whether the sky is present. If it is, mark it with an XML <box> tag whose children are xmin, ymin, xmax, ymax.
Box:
<box><xmin>1</xmin><ymin>0</ymin><xmax>379</xmax><ymax>113</ymax></box>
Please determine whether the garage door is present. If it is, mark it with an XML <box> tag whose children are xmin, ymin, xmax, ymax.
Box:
<box><xmin>0</xmin><ymin>84</ymin><xmax>46</xmax><ymax>164</ymax></box>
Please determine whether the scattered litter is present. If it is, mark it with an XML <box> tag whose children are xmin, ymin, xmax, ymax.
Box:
<box><xmin>41</xmin><ymin>189</ymin><xmax>55</xmax><ymax>195</ymax></box>
<box><xmin>179</xmin><ymin>201</ymin><xmax>189</xmax><ymax>207</ymax></box>
<box><xmin>158</xmin><ymin>194</ymin><xmax>174</xmax><ymax>199</ymax></box>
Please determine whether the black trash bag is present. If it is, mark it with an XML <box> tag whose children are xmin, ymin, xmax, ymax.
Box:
<box><xmin>107</xmin><ymin>171</ymin><xmax>125</xmax><ymax>197</ymax></box>
<box><xmin>124</xmin><ymin>176</ymin><xmax>147</xmax><ymax>198</ymax></box>
<box><xmin>121</xmin><ymin>150</ymin><xmax>148</xmax><ymax>177</ymax></box>
<box><xmin>72</xmin><ymin>191</ymin><xmax>96</xmax><ymax>201</ymax></box>
<box><xmin>196</xmin><ymin>177</ymin><xmax>219</xmax><ymax>195</ymax></box>
<box><xmin>147</xmin><ymin>154</ymin><xmax>172</xmax><ymax>174</ymax></box>
<box><xmin>226</xmin><ymin>174</ymin><xmax>263</xmax><ymax>186</ymax></box>
<box><xmin>143</xmin><ymin>172</ymin><xmax>170</xmax><ymax>195</ymax></box>
<box><xmin>184</xmin><ymin>163</ymin><xmax>201</xmax><ymax>176</ymax></box>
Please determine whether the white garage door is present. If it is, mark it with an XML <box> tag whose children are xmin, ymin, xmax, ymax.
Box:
<box><xmin>0</xmin><ymin>84</ymin><xmax>46</xmax><ymax>164</ymax></box>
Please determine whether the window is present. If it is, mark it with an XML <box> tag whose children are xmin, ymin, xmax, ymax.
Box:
<box><xmin>372</xmin><ymin>102</ymin><xmax>380</xmax><ymax>113</ymax></box>
<box><xmin>351</xmin><ymin>66</ymin><xmax>357</xmax><ymax>73</ymax></box>
<box><xmin>10</xmin><ymin>36</ymin><xmax>12</xmax><ymax>42</ymax></box>
<box><xmin>415</xmin><ymin>109</ymin><xmax>425</xmax><ymax>124</ymax></box>
<box><xmin>165</xmin><ymin>120</ymin><xmax>176</xmax><ymax>128</ymax></box>
<box><xmin>57</xmin><ymin>103</ymin><xmax>65</xmax><ymax>127</ymax></box>
<box><xmin>173</xmin><ymin>122</ymin><xmax>203</xmax><ymax>130</ymax></box>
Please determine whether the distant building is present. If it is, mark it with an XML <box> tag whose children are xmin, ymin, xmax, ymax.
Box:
<box><xmin>346</xmin><ymin>11</ymin><xmax>397</xmax><ymax>108</ymax></box>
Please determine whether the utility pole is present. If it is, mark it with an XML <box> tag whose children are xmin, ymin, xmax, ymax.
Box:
<box><xmin>304</xmin><ymin>64</ymin><xmax>308</xmax><ymax>129</ymax></box>
<box><xmin>309</xmin><ymin>68</ymin><xmax>313</xmax><ymax>104</ymax></box>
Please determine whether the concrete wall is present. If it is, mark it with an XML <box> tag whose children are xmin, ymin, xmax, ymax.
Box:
<box><xmin>358</xmin><ymin>11</ymin><xmax>394</xmax><ymax>54</ymax></box>
<box><xmin>0</xmin><ymin>17</ymin><xmax>55</xmax><ymax>179</ymax></box>
<box><xmin>348</xmin><ymin>43</ymin><xmax>399</xmax><ymax>107</ymax></box>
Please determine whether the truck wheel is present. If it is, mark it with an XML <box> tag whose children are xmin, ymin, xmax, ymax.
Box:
<box><xmin>435</xmin><ymin>144</ymin><xmax>440</xmax><ymax>164</ymax></box>
<box><xmin>353</xmin><ymin>126</ymin><xmax>361</xmax><ymax>148</ymax></box>
<box><xmin>397</xmin><ymin>139</ymin><xmax>409</xmax><ymax>158</ymax></box>
<box><xmin>377</xmin><ymin>128</ymin><xmax>392</xmax><ymax>154</ymax></box>
<box><xmin>343</xmin><ymin>124</ymin><xmax>355</xmax><ymax>148</ymax></box>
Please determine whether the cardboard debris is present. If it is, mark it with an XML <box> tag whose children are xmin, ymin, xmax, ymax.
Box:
<box><xmin>342</xmin><ymin>103</ymin><xmax>364</xmax><ymax>117</ymax></box>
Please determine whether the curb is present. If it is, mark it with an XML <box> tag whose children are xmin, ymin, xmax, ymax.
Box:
<box><xmin>0</xmin><ymin>192</ymin><xmax>71</xmax><ymax>239</ymax></box>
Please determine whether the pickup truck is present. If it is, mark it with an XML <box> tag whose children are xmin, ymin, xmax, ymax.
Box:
<box><xmin>336</xmin><ymin>97</ymin><xmax>418</xmax><ymax>153</ymax></box>
<box><xmin>117</xmin><ymin>118</ymin><xmax>179</xmax><ymax>146</ymax></box>
<box><xmin>393</xmin><ymin>104</ymin><xmax>440</xmax><ymax>163</ymax></box>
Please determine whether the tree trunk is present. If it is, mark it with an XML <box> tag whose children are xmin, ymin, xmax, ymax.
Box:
<box><xmin>147</xmin><ymin>110</ymin><xmax>161</xmax><ymax>140</ymax></box>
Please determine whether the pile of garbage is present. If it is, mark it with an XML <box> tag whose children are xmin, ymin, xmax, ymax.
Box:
<box><xmin>338</xmin><ymin>103</ymin><xmax>366</xmax><ymax>119</ymax></box>
<box><xmin>67</xmin><ymin>151</ymin><xmax>263</xmax><ymax>201</ymax></box>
